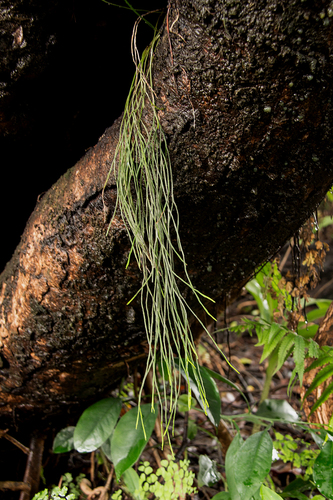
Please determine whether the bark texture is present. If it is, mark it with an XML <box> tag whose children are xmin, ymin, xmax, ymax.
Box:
<box><xmin>302</xmin><ymin>302</ymin><xmax>333</xmax><ymax>426</ymax></box>
<box><xmin>1</xmin><ymin>0</ymin><xmax>333</xmax><ymax>429</ymax></box>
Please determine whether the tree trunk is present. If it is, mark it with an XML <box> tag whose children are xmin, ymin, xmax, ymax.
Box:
<box><xmin>1</xmin><ymin>0</ymin><xmax>333</xmax><ymax>430</ymax></box>
<box><xmin>302</xmin><ymin>302</ymin><xmax>333</xmax><ymax>426</ymax></box>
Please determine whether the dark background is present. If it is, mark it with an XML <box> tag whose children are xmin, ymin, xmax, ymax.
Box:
<box><xmin>0</xmin><ymin>0</ymin><xmax>166</xmax><ymax>272</ymax></box>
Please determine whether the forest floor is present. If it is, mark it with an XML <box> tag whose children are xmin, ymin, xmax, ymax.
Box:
<box><xmin>2</xmin><ymin>212</ymin><xmax>333</xmax><ymax>500</ymax></box>
<box><xmin>0</xmin><ymin>291</ymin><xmax>328</xmax><ymax>500</ymax></box>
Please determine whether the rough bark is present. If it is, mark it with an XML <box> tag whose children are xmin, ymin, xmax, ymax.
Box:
<box><xmin>302</xmin><ymin>302</ymin><xmax>333</xmax><ymax>426</ymax></box>
<box><xmin>1</xmin><ymin>0</ymin><xmax>333</xmax><ymax>429</ymax></box>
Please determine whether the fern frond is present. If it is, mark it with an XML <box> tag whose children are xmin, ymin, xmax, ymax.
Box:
<box><xmin>260</xmin><ymin>323</ymin><xmax>287</xmax><ymax>363</ymax></box>
<box><xmin>307</xmin><ymin>338</ymin><xmax>320</xmax><ymax>360</ymax></box>
<box><xmin>255</xmin><ymin>321</ymin><xmax>273</xmax><ymax>346</ymax></box>
<box><xmin>275</xmin><ymin>332</ymin><xmax>296</xmax><ymax>374</ymax></box>
<box><xmin>305</xmin><ymin>353</ymin><xmax>333</xmax><ymax>373</ymax></box>
<box><xmin>288</xmin><ymin>366</ymin><xmax>298</xmax><ymax>396</ymax></box>
<box><xmin>294</xmin><ymin>335</ymin><xmax>306</xmax><ymax>386</ymax></box>
<box><xmin>303</xmin><ymin>362</ymin><xmax>333</xmax><ymax>400</ymax></box>
<box><xmin>309</xmin><ymin>379</ymin><xmax>333</xmax><ymax>415</ymax></box>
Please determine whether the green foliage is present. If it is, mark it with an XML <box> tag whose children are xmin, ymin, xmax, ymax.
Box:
<box><xmin>303</xmin><ymin>347</ymin><xmax>333</xmax><ymax>415</ymax></box>
<box><xmin>231</xmin><ymin>262</ymin><xmax>332</xmax><ymax>402</ymax></box>
<box><xmin>74</xmin><ymin>398</ymin><xmax>122</xmax><ymax>453</ymax></box>
<box><xmin>53</xmin><ymin>399</ymin><xmax>157</xmax><ymax>481</ymax></box>
<box><xmin>174</xmin><ymin>358</ymin><xmax>222</xmax><ymax>427</ymax></box>
<box><xmin>112</xmin><ymin>458</ymin><xmax>197</xmax><ymax>499</ymax></box>
<box><xmin>260</xmin><ymin>484</ymin><xmax>283</xmax><ymax>499</ymax></box>
<box><xmin>110</xmin><ymin>404</ymin><xmax>157</xmax><ymax>480</ymax></box>
<box><xmin>273</xmin><ymin>432</ymin><xmax>320</xmax><ymax>478</ymax></box>
<box><xmin>313</xmin><ymin>440</ymin><xmax>333</xmax><ymax>499</ymax></box>
<box><xmin>256</xmin><ymin>399</ymin><xmax>299</xmax><ymax>422</ymax></box>
<box><xmin>225</xmin><ymin>430</ymin><xmax>273</xmax><ymax>500</ymax></box>
<box><xmin>32</xmin><ymin>473</ymin><xmax>85</xmax><ymax>500</ymax></box>
<box><xmin>53</xmin><ymin>427</ymin><xmax>75</xmax><ymax>454</ymax></box>
<box><xmin>32</xmin><ymin>486</ymin><xmax>75</xmax><ymax>500</ymax></box>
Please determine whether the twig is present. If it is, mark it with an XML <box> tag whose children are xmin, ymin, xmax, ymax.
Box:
<box><xmin>90</xmin><ymin>451</ymin><xmax>95</xmax><ymax>485</ymax></box>
<box><xmin>19</xmin><ymin>433</ymin><xmax>45</xmax><ymax>500</ymax></box>
<box><xmin>80</xmin><ymin>466</ymin><xmax>114</xmax><ymax>500</ymax></box>
<box><xmin>279</xmin><ymin>245</ymin><xmax>291</xmax><ymax>272</ymax></box>
<box><xmin>149</xmin><ymin>438</ymin><xmax>162</xmax><ymax>468</ymax></box>
<box><xmin>0</xmin><ymin>429</ymin><xmax>30</xmax><ymax>455</ymax></box>
<box><xmin>0</xmin><ymin>481</ymin><xmax>31</xmax><ymax>492</ymax></box>
<box><xmin>312</xmin><ymin>277</ymin><xmax>333</xmax><ymax>298</ymax></box>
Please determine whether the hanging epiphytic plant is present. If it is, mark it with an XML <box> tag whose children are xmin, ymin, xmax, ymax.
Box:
<box><xmin>103</xmin><ymin>19</ymin><xmax>233</xmax><ymax>441</ymax></box>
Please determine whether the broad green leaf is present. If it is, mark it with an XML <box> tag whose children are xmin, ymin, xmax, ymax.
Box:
<box><xmin>260</xmin><ymin>484</ymin><xmax>283</xmax><ymax>500</ymax></box>
<box><xmin>313</xmin><ymin>440</ymin><xmax>333</xmax><ymax>499</ymax></box>
<box><xmin>74</xmin><ymin>398</ymin><xmax>121</xmax><ymax>453</ymax></box>
<box><xmin>253</xmin><ymin>488</ymin><xmax>262</xmax><ymax>500</ymax></box>
<box><xmin>122</xmin><ymin>468</ymin><xmax>142</xmax><ymax>500</ymax></box>
<box><xmin>246</xmin><ymin>279</ymin><xmax>272</xmax><ymax>323</ymax></box>
<box><xmin>303</xmin><ymin>363</ymin><xmax>333</xmax><ymax>400</ymax></box>
<box><xmin>203</xmin><ymin>366</ymin><xmax>250</xmax><ymax>411</ymax></box>
<box><xmin>306</xmin><ymin>309</ymin><xmax>329</xmax><ymax>322</ymax></box>
<box><xmin>294</xmin><ymin>335</ymin><xmax>306</xmax><ymax>385</ymax></box>
<box><xmin>177</xmin><ymin>394</ymin><xmax>197</xmax><ymax>412</ymax></box>
<box><xmin>225</xmin><ymin>432</ymin><xmax>244</xmax><ymax>500</ymax></box>
<box><xmin>197</xmin><ymin>454</ymin><xmax>221</xmax><ymax>487</ymax></box>
<box><xmin>187</xmin><ymin>418</ymin><xmax>198</xmax><ymax>440</ymax></box>
<box><xmin>308</xmin><ymin>429</ymin><xmax>326</xmax><ymax>448</ymax></box>
<box><xmin>281</xmin><ymin>477</ymin><xmax>313</xmax><ymax>496</ymax></box>
<box><xmin>234</xmin><ymin>431</ymin><xmax>273</xmax><ymax>500</ymax></box>
<box><xmin>309</xmin><ymin>380</ymin><xmax>333</xmax><ymax>416</ymax></box>
<box><xmin>203</xmin><ymin>366</ymin><xmax>244</xmax><ymax>393</ymax></box>
<box><xmin>175</xmin><ymin>359</ymin><xmax>221</xmax><ymax>427</ymax></box>
<box><xmin>304</xmin><ymin>298</ymin><xmax>332</xmax><ymax>308</ymax></box>
<box><xmin>256</xmin><ymin>399</ymin><xmax>298</xmax><ymax>422</ymax></box>
<box><xmin>297</xmin><ymin>323</ymin><xmax>318</xmax><ymax>339</ymax></box>
<box><xmin>100</xmin><ymin>434</ymin><xmax>112</xmax><ymax>462</ymax></box>
<box><xmin>53</xmin><ymin>426</ymin><xmax>75</xmax><ymax>454</ymax></box>
<box><xmin>111</xmin><ymin>404</ymin><xmax>157</xmax><ymax>480</ymax></box>
<box><xmin>211</xmin><ymin>493</ymin><xmax>231</xmax><ymax>500</ymax></box>
<box><xmin>280</xmin><ymin>491</ymin><xmax>309</xmax><ymax>500</ymax></box>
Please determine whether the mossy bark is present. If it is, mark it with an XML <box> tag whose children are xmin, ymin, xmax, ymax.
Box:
<box><xmin>1</xmin><ymin>0</ymin><xmax>333</xmax><ymax>429</ymax></box>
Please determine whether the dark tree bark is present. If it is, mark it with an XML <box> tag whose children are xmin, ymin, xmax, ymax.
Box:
<box><xmin>1</xmin><ymin>0</ymin><xmax>333</xmax><ymax>430</ymax></box>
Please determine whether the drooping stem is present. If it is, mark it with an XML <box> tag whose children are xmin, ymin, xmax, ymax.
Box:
<box><xmin>104</xmin><ymin>19</ymin><xmax>232</xmax><ymax>439</ymax></box>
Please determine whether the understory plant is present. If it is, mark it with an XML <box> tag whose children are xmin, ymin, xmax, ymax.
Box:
<box><xmin>49</xmin><ymin>377</ymin><xmax>333</xmax><ymax>500</ymax></box>
<box><xmin>32</xmin><ymin>473</ymin><xmax>85</xmax><ymax>500</ymax></box>
<box><xmin>230</xmin><ymin>259</ymin><xmax>332</xmax><ymax>409</ymax></box>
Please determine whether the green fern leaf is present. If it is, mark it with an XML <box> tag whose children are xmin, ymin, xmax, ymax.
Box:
<box><xmin>307</xmin><ymin>339</ymin><xmax>320</xmax><ymax>360</ymax></box>
<box><xmin>260</xmin><ymin>324</ymin><xmax>287</xmax><ymax>363</ymax></box>
<box><xmin>287</xmin><ymin>367</ymin><xmax>298</xmax><ymax>396</ymax></box>
<box><xmin>294</xmin><ymin>336</ymin><xmax>306</xmax><ymax>386</ymax></box>
<box><xmin>275</xmin><ymin>333</ymin><xmax>296</xmax><ymax>374</ymax></box>
<box><xmin>255</xmin><ymin>325</ymin><xmax>269</xmax><ymax>346</ymax></box>
<box><xmin>309</xmin><ymin>379</ymin><xmax>333</xmax><ymax>415</ymax></box>
<box><xmin>305</xmin><ymin>354</ymin><xmax>333</xmax><ymax>373</ymax></box>
<box><xmin>303</xmin><ymin>363</ymin><xmax>333</xmax><ymax>400</ymax></box>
